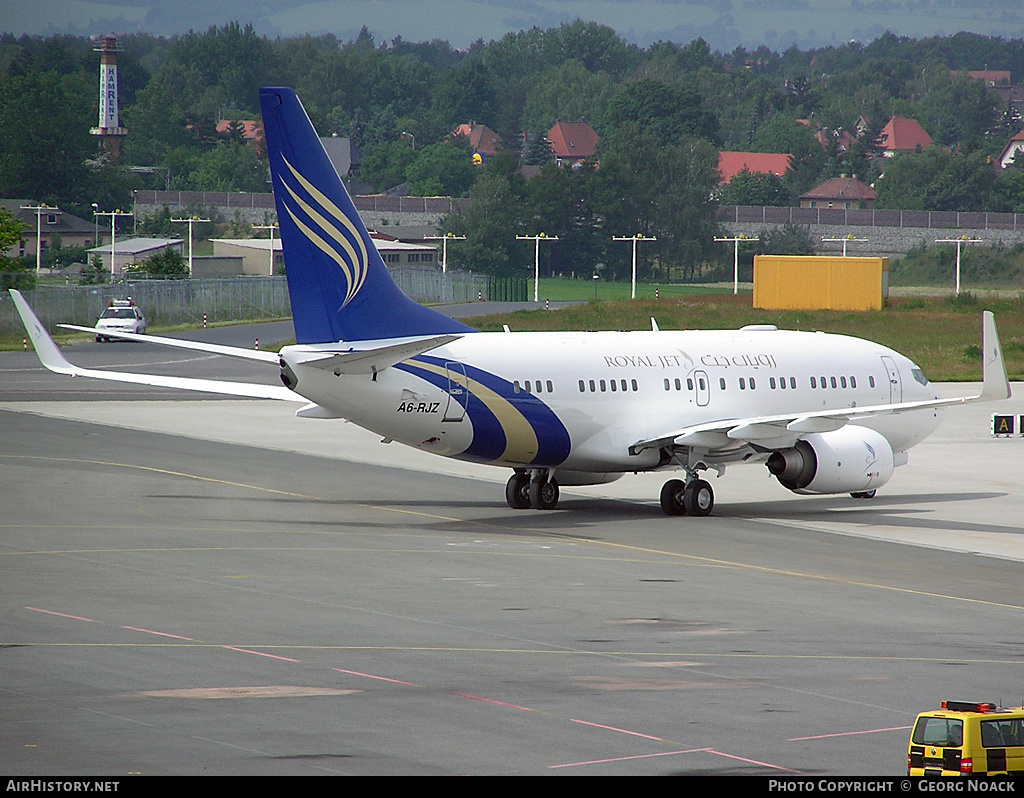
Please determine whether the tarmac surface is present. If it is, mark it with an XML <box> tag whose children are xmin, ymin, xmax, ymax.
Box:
<box><xmin>2</xmin><ymin>315</ymin><xmax>1023</xmax><ymax>775</ymax></box>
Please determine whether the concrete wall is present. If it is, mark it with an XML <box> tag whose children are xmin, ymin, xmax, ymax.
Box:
<box><xmin>133</xmin><ymin>191</ymin><xmax>468</xmax><ymax>230</ymax></box>
<box><xmin>719</xmin><ymin>206</ymin><xmax>1024</xmax><ymax>257</ymax></box>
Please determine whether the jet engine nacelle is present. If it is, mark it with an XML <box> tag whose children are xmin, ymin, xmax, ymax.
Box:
<box><xmin>766</xmin><ymin>425</ymin><xmax>895</xmax><ymax>495</ymax></box>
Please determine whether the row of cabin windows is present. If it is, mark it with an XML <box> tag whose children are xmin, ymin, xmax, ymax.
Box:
<box><xmin>517</xmin><ymin>373</ymin><xmax>880</xmax><ymax>397</ymax></box>
<box><xmin>578</xmin><ymin>378</ymin><xmax>640</xmax><ymax>393</ymax></box>
<box><xmin>513</xmin><ymin>379</ymin><xmax>554</xmax><ymax>394</ymax></box>
<box><xmin>665</xmin><ymin>377</ymin><xmax>708</xmax><ymax>392</ymax></box>
<box><xmin>664</xmin><ymin>375</ymin><xmax>878</xmax><ymax>392</ymax></box>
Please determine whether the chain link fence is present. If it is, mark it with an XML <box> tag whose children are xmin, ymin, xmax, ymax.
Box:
<box><xmin>1</xmin><ymin>269</ymin><xmax>497</xmax><ymax>336</ymax></box>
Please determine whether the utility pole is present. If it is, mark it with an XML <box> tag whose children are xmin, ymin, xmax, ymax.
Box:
<box><xmin>612</xmin><ymin>233</ymin><xmax>657</xmax><ymax>299</ymax></box>
<box><xmin>822</xmin><ymin>234</ymin><xmax>868</xmax><ymax>257</ymax></box>
<box><xmin>714</xmin><ymin>234</ymin><xmax>758</xmax><ymax>295</ymax></box>
<box><xmin>425</xmin><ymin>233</ymin><xmax>466</xmax><ymax>274</ymax></box>
<box><xmin>935</xmin><ymin>235</ymin><xmax>982</xmax><ymax>296</ymax></box>
<box><xmin>516</xmin><ymin>233</ymin><xmax>558</xmax><ymax>303</ymax></box>
<box><xmin>172</xmin><ymin>215</ymin><xmax>211</xmax><ymax>277</ymax></box>
<box><xmin>93</xmin><ymin>209</ymin><xmax>132</xmax><ymax>276</ymax></box>
<box><xmin>20</xmin><ymin>203</ymin><xmax>61</xmax><ymax>276</ymax></box>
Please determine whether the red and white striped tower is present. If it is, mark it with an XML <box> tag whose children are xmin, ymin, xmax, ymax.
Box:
<box><xmin>90</xmin><ymin>36</ymin><xmax>128</xmax><ymax>163</ymax></box>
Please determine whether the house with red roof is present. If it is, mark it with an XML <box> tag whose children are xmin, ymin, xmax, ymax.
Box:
<box><xmin>998</xmin><ymin>129</ymin><xmax>1024</xmax><ymax>170</ymax></box>
<box><xmin>966</xmin><ymin>70</ymin><xmax>1012</xmax><ymax>87</ymax></box>
<box><xmin>877</xmin><ymin>117</ymin><xmax>933</xmax><ymax>157</ymax></box>
<box><xmin>546</xmin><ymin>120</ymin><xmax>599</xmax><ymax>167</ymax></box>
<box><xmin>452</xmin><ymin>121</ymin><xmax>502</xmax><ymax>164</ymax></box>
<box><xmin>798</xmin><ymin>177</ymin><xmax>876</xmax><ymax>209</ymax></box>
<box><xmin>717</xmin><ymin>151</ymin><xmax>791</xmax><ymax>183</ymax></box>
<box><xmin>216</xmin><ymin>119</ymin><xmax>262</xmax><ymax>142</ymax></box>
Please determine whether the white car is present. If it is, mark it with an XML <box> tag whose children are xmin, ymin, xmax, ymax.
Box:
<box><xmin>95</xmin><ymin>300</ymin><xmax>146</xmax><ymax>342</ymax></box>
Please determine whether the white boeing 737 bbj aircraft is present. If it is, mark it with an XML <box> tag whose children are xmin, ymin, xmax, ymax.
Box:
<box><xmin>11</xmin><ymin>87</ymin><xmax>1013</xmax><ymax>517</ymax></box>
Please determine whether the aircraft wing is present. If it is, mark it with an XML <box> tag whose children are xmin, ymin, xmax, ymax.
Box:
<box><xmin>58</xmin><ymin>324</ymin><xmax>280</xmax><ymax>364</ymax></box>
<box><xmin>10</xmin><ymin>289</ymin><xmax>303</xmax><ymax>401</ymax></box>
<box><xmin>630</xmin><ymin>311</ymin><xmax>1011</xmax><ymax>455</ymax></box>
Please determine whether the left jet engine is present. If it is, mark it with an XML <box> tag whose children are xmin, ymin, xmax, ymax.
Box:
<box><xmin>765</xmin><ymin>425</ymin><xmax>895</xmax><ymax>495</ymax></box>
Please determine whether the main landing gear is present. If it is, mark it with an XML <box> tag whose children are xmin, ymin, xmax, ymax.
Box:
<box><xmin>659</xmin><ymin>475</ymin><xmax>714</xmax><ymax>517</ymax></box>
<box><xmin>505</xmin><ymin>469</ymin><xmax>559</xmax><ymax>510</ymax></box>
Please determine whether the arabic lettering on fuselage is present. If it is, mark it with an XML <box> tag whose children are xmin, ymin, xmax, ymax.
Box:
<box><xmin>602</xmin><ymin>352</ymin><xmax>778</xmax><ymax>370</ymax></box>
<box><xmin>700</xmin><ymin>353</ymin><xmax>778</xmax><ymax>370</ymax></box>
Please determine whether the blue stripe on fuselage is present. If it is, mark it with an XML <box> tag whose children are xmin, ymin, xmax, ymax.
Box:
<box><xmin>398</xmin><ymin>356</ymin><xmax>571</xmax><ymax>466</ymax></box>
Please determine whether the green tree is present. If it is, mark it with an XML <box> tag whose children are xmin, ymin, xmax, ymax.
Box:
<box><xmin>719</xmin><ymin>169</ymin><xmax>791</xmax><ymax>206</ymax></box>
<box><xmin>0</xmin><ymin>70</ymin><xmax>94</xmax><ymax>209</ymax></box>
<box><xmin>521</xmin><ymin>59</ymin><xmax>616</xmax><ymax>134</ymax></box>
<box><xmin>595</xmin><ymin>128</ymin><xmax>721</xmax><ymax>281</ymax></box>
<box><xmin>757</xmin><ymin>223</ymin><xmax>816</xmax><ymax>256</ymax></box>
<box><xmin>187</xmin><ymin>141</ymin><xmax>268</xmax><ymax>193</ymax></box>
<box><xmin>874</xmin><ymin>148</ymin><xmax>996</xmax><ymax>211</ymax></box>
<box><xmin>406</xmin><ymin>140</ymin><xmax>477</xmax><ymax>197</ymax></box>
<box><xmin>443</xmin><ymin>171</ymin><xmax>523</xmax><ymax>276</ymax></box>
<box><xmin>360</xmin><ymin>139</ymin><xmax>418</xmax><ymax>193</ymax></box>
<box><xmin>0</xmin><ymin>207</ymin><xmax>33</xmax><ymax>290</ymax></box>
<box><xmin>129</xmin><ymin>247</ymin><xmax>188</xmax><ymax>278</ymax></box>
<box><xmin>603</xmin><ymin>79</ymin><xmax>720</xmax><ymax>146</ymax></box>
<box><xmin>80</xmin><ymin>253</ymin><xmax>108</xmax><ymax>285</ymax></box>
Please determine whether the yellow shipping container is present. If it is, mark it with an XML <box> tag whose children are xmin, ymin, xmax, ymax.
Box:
<box><xmin>753</xmin><ymin>255</ymin><xmax>888</xmax><ymax>311</ymax></box>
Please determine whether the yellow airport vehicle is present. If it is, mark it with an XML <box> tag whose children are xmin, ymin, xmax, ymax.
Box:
<box><xmin>908</xmin><ymin>700</ymin><xmax>1024</xmax><ymax>776</ymax></box>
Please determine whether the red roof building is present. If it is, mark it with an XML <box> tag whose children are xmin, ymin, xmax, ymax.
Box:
<box><xmin>216</xmin><ymin>119</ymin><xmax>262</xmax><ymax>141</ymax></box>
<box><xmin>546</xmin><ymin>120</ymin><xmax>599</xmax><ymax>166</ymax></box>
<box><xmin>998</xmin><ymin>129</ymin><xmax>1024</xmax><ymax>170</ymax></box>
<box><xmin>717</xmin><ymin>151</ymin><xmax>791</xmax><ymax>183</ymax></box>
<box><xmin>452</xmin><ymin>122</ymin><xmax>502</xmax><ymax>163</ymax></box>
<box><xmin>967</xmin><ymin>70</ymin><xmax>1012</xmax><ymax>86</ymax></box>
<box><xmin>877</xmin><ymin>117</ymin><xmax>933</xmax><ymax>157</ymax></box>
<box><xmin>798</xmin><ymin>177</ymin><xmax>875</xmax><ymax>209</ymax></box>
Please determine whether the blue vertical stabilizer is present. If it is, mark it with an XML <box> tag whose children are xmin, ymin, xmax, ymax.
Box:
<box><xmin>259</xmin><ymin>87</ymin><xmax>475</xmax><ymax>344</ymax></box>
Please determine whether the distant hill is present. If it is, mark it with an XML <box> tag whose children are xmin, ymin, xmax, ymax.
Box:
<box><xmin>6</xmin><ymin>0</ymin><xmax>1024</xmax><ymax>52</ymax></box>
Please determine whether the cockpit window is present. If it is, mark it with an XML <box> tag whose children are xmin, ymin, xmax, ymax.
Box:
<box><xmin>911</xmin><ymin>368</ymin><xmax>929</xmax><ymax>386</ymax></box>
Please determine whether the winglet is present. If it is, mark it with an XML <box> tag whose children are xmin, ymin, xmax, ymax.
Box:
<box><xmin>9</xmin><ymin>289</ymin><xmax>77</xmax><ymax>376</ymax></box>
<box><xmin>979</xmin><ymin>310</ymin><xmax>1011</xmax><ymax>401</ymax></box>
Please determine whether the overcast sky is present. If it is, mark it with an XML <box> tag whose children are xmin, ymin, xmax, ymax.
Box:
<box><xmin>5</xmin><ymin>0</ymin><xmax>1024</xmax><ymax>52</ymax></box>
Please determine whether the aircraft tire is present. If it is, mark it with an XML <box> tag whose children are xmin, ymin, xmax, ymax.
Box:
<box><xmin>505</xmin><ymin>473</ymin><xmax>531</xmax><ymax>509</ymax></box>
<box><xmin>850</xmin><ymin>489</ymin><xmax>877</xmax><ymax>499</ymax></box>
<box><xmin>660</xmin><ymin>479</ymin><xmax>686</xmax><ymax>516</ymax></box>
<box><xmin>683</xmin><ymin>479</ymin><xmax>714</xmax><ymax>517</ymax></box>
<box><xmin>529</xmin><ymin>478</ymin><xmax>559</xmax><ymax>510</ymax></box>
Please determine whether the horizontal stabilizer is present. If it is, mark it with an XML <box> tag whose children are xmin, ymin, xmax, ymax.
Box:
<box><xmin>293</xmin><ymin>334</ymin><xmax>461</xmax><ymax>374</ymax></box>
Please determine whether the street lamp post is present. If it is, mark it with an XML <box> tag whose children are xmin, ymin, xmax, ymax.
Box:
<box><xmin>821</xmin><ymin>235</ymin><xmax>868</xmax><ymax>257</ymax></box>
<box><xmin>20</xmin><ymin>203</ymin><xmax>61</xmax><ymax>276</ymax></box>
<box><xmin>935</xmin><ymin>236</ymin><xmax>982</xmax><ymax>296</ymax></box>
<box><xmin>252</xmin><ymin>223</ymin><xmax>279</xmax><ymax>276</ymax></box>
<box><xmin>612</xmin><ymin>233</ymin><xmax>657</xmax><ymax>299</ymax></box>
<box><xmin>516</xmin><ymin>233</ymin><xmax>559</xmax><ymax>303</ymax></box>
<box><xmin>93</xmin><ymin>209</ymin><xmax>133</xmax><ymax>276</ymax></box>
<box><xmin>714</xmin><ymin>234</ymin><xmax>759</xmax><ymax>295</ymax></box>
<box><xmin>425</xmin><ymin>233</ymin><xmax>466</xmax><ymax>274</ymax></box>
<box><xmin>172</xmin><ymin>215</ymin><xmax>211</xmax><ymax>277</ymax></box>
